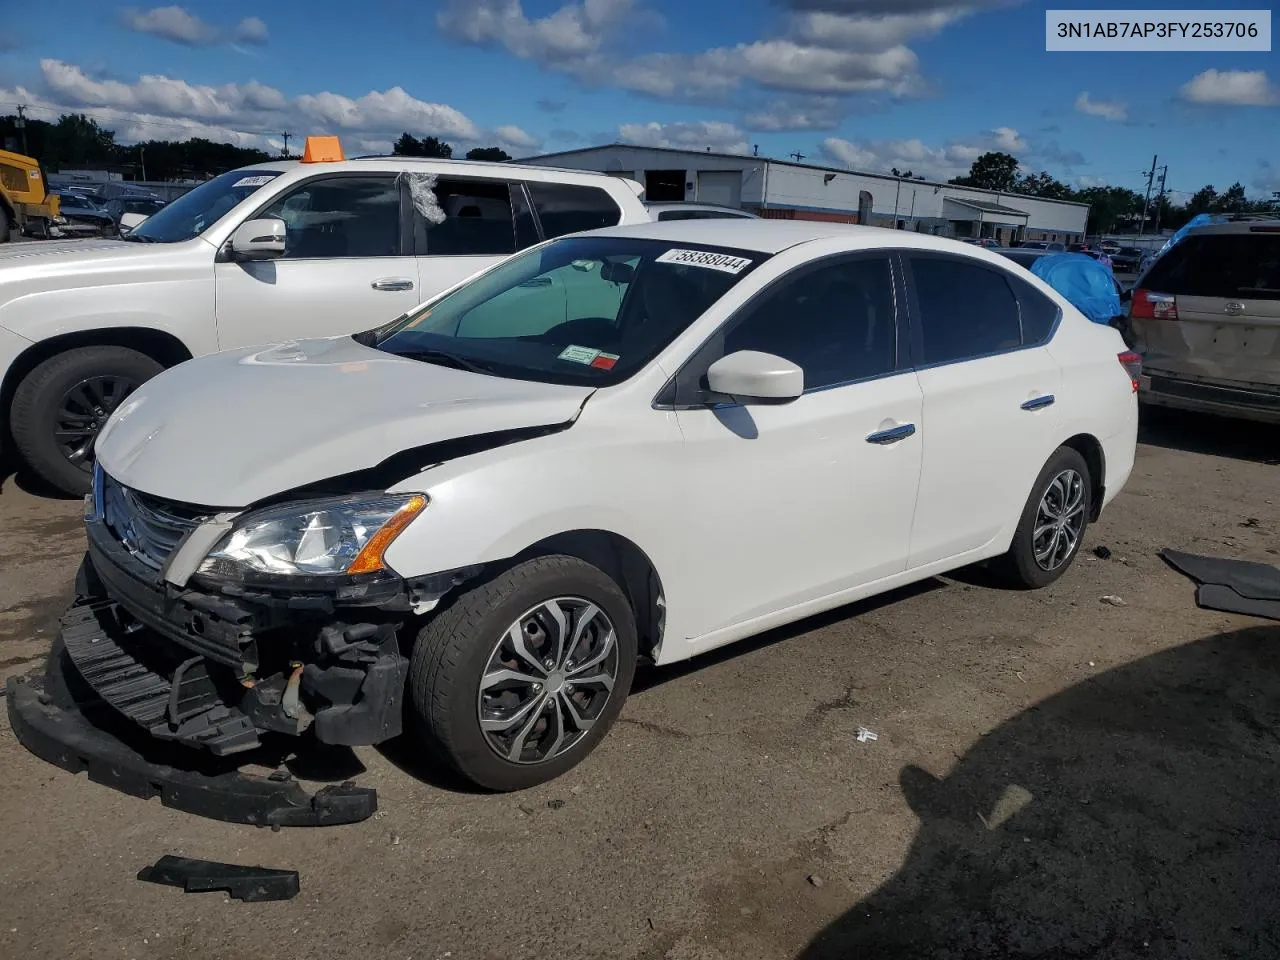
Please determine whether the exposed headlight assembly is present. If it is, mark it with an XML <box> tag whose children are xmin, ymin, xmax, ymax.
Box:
<box><xmin>198</xmin><ymin>494</ymin><xmax>427</xmax><ymax>581</ymax></box>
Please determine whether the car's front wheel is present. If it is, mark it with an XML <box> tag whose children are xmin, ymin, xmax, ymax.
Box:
<box><xmin>409</xmin><ymin>555</ymin><xmax>638</xmax><ymax>791</ymax></box>
<box><xmin>996</xmin><ymin>446</ymin><xmax>1093</xmax><ymax>589</ymax></box>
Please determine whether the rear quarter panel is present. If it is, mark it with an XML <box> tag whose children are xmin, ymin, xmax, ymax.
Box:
<box><xmin>1045</xmin><ymin>303</ymin><xmax>1138</xmax><ymax>511</ymax></box>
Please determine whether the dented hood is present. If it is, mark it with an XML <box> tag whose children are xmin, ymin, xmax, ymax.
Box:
<box><xmin>95</xmin><ymin>337</ymin><xmax>594</xmax><ymax>508</ymax></box>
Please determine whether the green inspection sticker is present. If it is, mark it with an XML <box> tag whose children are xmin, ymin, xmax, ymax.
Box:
<box><xmin>558</xmin><ymin>345</ymin><xmax>601</xmax><ymax>365</ymax></box>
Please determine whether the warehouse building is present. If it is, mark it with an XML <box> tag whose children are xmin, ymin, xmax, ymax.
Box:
<box><xmin>523</xmin><ymin>144</ymin><xmax>1089</xmax><ymax>244</ymax></box>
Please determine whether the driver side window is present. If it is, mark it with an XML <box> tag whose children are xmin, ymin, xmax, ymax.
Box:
<box><xmin>257</xmin><ymin>176</ymin><xmax>402</xmax><ymax>259</ymax></box>
<box><xmin>721</xmin><ymin>256</ymin><xmax>899</xmax><ymax>391</ymax></box>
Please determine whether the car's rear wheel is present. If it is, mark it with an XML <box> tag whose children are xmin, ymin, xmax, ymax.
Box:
<box><xmin>10</xmin><ymin>346</ymin><xmax>163</xmax><ymax>496</ymax></box>
<box><xmin>409</xmin><ymin>555</ymin><xmax>637</xmax><ymax>791</ymax></box>
<box><xmin>995</xmin><ymin>446</ymin><xmax>1092</xmax><ymax>589</ymax></box>
<box><xmin>0</xmin><ymin>209</ymin><xmax>11</xmax><ymax>244</ymax></box>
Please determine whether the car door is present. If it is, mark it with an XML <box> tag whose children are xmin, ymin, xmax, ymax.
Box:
<box><xmin>903</xmin><ymin>253</ymin><xmax>1063</xmax><ymax>569</ymax></box>
<box><xmin>668</xmin><ymin>253</ymin><xmax>924</xmax><ymax>637</ymax></box>
<box><xmin>213</xmin><ymin>174</ymin><xmax>418</xmax><ymax>349</ymax></box>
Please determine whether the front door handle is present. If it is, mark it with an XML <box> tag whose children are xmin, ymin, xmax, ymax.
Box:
<box><xmin>866</xmin><ymin>423</ymin><xmax>917</xmax><ymax>445</ymax></box>
<box><xmin>1020</xmin><ymin>394</ymin><xmax>1056</xmax><ymax>411</ymax></box>
<box><xmin>371</xmin><ymin>278</ymin><xmax>415</xmax><ymax>292</ymax></box>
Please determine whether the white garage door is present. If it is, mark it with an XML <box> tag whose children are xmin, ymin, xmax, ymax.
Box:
<box><xmin>697</xmin><ymin>171</ymin><xmax>742</xmax><ymax>207</ymax></box>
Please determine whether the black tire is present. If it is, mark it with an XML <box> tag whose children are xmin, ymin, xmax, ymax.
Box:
<box><xmin>994</xmin><ymin>446</ymin><xmax>1093</xmax><ymax>590</ymax></box>
<box><xmin>0</xmin><ymin>209</ymin><xmax>11</xmax><ymax>244</ymax></box>
<box><xmin>409</xmin><ymin>555</ymin><xmax>638</xmax><ymax>791</ymax></box>
<box><xmin>10</xmin><ymin>346</ymin><xmax>163</xmax><ymax>496</ymax></box>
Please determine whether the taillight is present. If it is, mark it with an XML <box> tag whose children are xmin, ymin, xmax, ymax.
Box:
<box><xmin>1130</xmin><ymin>288</ymin><xmax>1177</xmax><ymax>321</ymax></box>
<box><xmin>1118</xmin><ymin>351</ymin><xmax>1142</xmax><ymax>392</ymax></box>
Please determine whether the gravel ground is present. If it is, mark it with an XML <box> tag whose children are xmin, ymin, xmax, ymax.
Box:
<box><xmin>1</xmin><ymin>408</ymin><xmax>1278</xmax><ymax>960</ymax></box>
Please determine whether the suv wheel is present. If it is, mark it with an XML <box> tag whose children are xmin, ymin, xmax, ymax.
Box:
<box><xmin>409</xmin><ymin>555</ymin><xmax>638</xmax><ymax>791</ymax></box>
<box><xmin>10</xmin><ymin>346</ymin><xmax>163</xmax><ymax>496</ymax></box>
<box><xmin>0</xmin><ymin>209</ymin><xmax>10</xmax><ymax>244</ymax></box>
<box><xmin>995</xmin><ymin>446</ymin><xmax>1093</xmax><ymax>589</ymax></box>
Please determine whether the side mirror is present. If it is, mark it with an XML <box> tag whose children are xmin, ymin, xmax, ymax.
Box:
<box><xmin>601</xmin><ymin>260</ymin><xmax>635</xmax><ymax>283</ymax></box>
<box><xmin>229</xmin><ymin>218</ymin><xmax>286</xmax><ymax>260</ymax></box>
<box><xmin>706</xmin><ymin>350</ymin><xmax>804</xmax><ymax>404</ymax></box>
<box><xmin>118</xmin><ymin>211</ymin><xmax>149</xmax><ymax>234</ymax></box>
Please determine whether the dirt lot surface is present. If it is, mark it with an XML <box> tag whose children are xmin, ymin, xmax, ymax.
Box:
<box><xmin>1</xmin><ymin>410</ymin><xmax>1278</xmax><ymax>960</ymax></box>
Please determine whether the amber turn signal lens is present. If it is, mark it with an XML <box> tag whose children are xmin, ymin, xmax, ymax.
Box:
<box><xmin>345</xmin><ymin>495</ymin><xmax>428</xmax><ymax>575</ymax></box>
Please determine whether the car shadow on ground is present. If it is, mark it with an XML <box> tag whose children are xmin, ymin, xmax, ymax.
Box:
<box><xmin>632</xmin><ymin>578</ymin><xmax>947</xmax><ymax>695</ymax></box>
<box><xmin>1139</xmin><ymin>407</ymin><xmax>1280</xmax><ymax>465</ymax></box>
<box><xmin>798</xmin><ymin>622</ymin><xmax>1280</xmax><ymax>960</ymax></box>
<box><xmin>0</xmin><ymin>454</ymin><xmax>80</xmax><ymax>501</ymax></box>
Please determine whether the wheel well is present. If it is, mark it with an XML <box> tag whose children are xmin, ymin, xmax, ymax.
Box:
<box><xmin>1062</xmin><ymin>433</ymin><xmax>1106</xmax><ymax>521</ymax></box>
<box><xmin>518</xmin><ymin>530</ymin><xmax>667</xmax><ymax>662</ymax></box>
<box><xmin>1</xmin><ymin>327</ymin><xmax>193</xmax><ymax>442</ymax></box>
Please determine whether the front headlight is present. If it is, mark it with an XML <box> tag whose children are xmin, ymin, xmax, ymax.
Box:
<box><xmin>198</xmin><ymin>493</ymin><xmax>427</xmax><ymax>581</ymax></box>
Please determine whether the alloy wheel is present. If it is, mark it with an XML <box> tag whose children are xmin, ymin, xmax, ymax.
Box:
<box><xmin>54</xmin><ymin>375</ymin><xmax>136</xmax><ymax>471</ymax></box>
<box><xmin>477</xmin><ymin>597</ymin><xmax>619</xmax><ymax>765</ymax></box>
<box><xmin>1032</xmin><ymin>469</ymin><xmax>1086</xmax><ymax>572</ymax></box>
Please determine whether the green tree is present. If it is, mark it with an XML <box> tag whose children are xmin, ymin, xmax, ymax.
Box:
<box><xmin>1016</xmin><ymin>170</ymin><xmax>1075</xmax><ymax>201</ymax></box>
<box><xmin>466</xmin><ymin>146</ymin><xmax>512</xmax><ymax>162</ymax></box>
<box><xmin>1077</xmin><ymin>185</ymin><xmax>1144</xmax><ymax>234</ymax></box>
<box><xmin>1214</xmin><ymin>182</ymin><xmax>1248</xmax><ymax>213</ymax></box>
<box><xmin>949</xmin><ymin>151</ymin><xmax>1019</xmax><ymax>191</ymax></box>
<box><xmin>1185</xmin><ymin>185</ymin><xmax>1218</xmax><ymax>216</ymax></box>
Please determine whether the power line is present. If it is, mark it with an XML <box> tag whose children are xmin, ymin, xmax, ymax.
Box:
<box><xmin>0</xmin><ymin>100</ymin><xmax>279</xmax><ymax>140</ymax></box>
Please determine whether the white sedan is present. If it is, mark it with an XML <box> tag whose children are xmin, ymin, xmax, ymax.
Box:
<box><xmin>21</xmin><ymin>220</ymin><xmax>1139</xmax><ymax>799</ymax></box>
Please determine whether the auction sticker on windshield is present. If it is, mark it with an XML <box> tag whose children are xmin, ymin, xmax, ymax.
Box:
<box><xmin>233</xmin><ymin>175</ymin><xmax>277</xmax><ymax>188</ymax></box>
<box><xmin>558</xmin><ymin>345</ymin><xmax>602</xmax><ymax>365</ymax></box>
<box><xmin>656</xmin><ymin>249</ymin><xmax>754</xmax><ymax>274</ymax></box>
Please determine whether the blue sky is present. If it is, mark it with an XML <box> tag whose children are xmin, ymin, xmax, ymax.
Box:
<box><xmin>1</xmin><ymin>0</ymin><xmax>1277</xmax><ymax>199</ymax></box>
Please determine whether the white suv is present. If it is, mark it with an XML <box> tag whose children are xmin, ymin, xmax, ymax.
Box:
<box><xmin>0</xmin><ymin>147</ymin><xmax>648</xmax><ymax>494</ymax></box>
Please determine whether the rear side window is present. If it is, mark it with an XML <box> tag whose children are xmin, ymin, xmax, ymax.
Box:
<box><xmin>1007</xmin><ymin>275</ymin><xmax>1061</xmax><ymax>345</ymax></box>
<box><xmin>528</xmin><ymin>182</ymin><xmax>621</xmax><ymax>238</ymax></box>
<box><xmin>909</xmin><ymin>256</ymin><xmax>1022</xmax><ymax>365</ymax></box>
<box><xmin>1143</xmin><ymin>233</ymin><xmax>1280</xmax><ymax>300</ymax></box>
<box><xmin>419</xmin><ymin>178</ymin><xmax>517</xmax><ymax>256</ymax></box>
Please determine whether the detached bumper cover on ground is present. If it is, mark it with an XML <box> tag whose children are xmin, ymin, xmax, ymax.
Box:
<box><xmin>5</xmin><ymin>640</ymin><xmax>378</xmax><ymax>827</ymax></box>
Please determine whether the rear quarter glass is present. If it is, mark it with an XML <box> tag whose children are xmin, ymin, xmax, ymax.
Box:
<box><xmin>1144</xmin><ymin>234</ymin><xmax>1280</xmax><ymax>301</ymax></box>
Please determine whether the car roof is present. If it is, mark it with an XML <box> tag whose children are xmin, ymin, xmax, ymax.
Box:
<box><xmin>1183</xmin><ymin>220</ymin><xmax>1280</xmax><ymax>237</ymax></box>
<box><xmin>584</xmin><ymin>218</ymin><xmax>1014</xmax><ymax>256</ymax></box>
<box><xmin>231</xmin><ymin>156</ymin><xmax>642</xmax><ymax>192</ymax></box>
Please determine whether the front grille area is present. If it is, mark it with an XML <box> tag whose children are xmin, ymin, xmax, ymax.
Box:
<box><xmin>100</xmin><ymin>471</ymin><xmax>211</xmax><ymax>570</ymax></box>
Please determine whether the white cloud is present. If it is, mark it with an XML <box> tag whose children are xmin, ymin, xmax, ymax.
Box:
<box><xmin>743</xmin><ymin>97</ymin><xmax>844</xmax><ymax>131</ymax></box>
<box><xmin>121</xmin><ymin>5</ymin><xmax>220</xmax><ymax>45</ymax></box>
<box><xmin>121</xmin><ymin>6</ymin><xmax>271</xmax><ymax>48</ymax></box>
<box><xmin>235</xmin><ymin>16</ymin><xmax>269</xmax><ymax>45</ymax></box>
<box><xmin>618</xmin><ymin>120</ymin><xmax>749</xmax><ymax>154</ymax></box>
<box><xmin>821</xmin><ymin>125</ymin><xmax>1059</xmax><ymax>180</ymax></box>
<box><xmin>1074</xmin><ymin>91</ymin><xmax>1127</xmax><ymax>121</ymax></box>
<box><xmin>1180</xmin><ymin>69</ymin><xmax>1279</xmax><ymax>106</ymax></box>
<box><xmin>18</xmin><ymin>59</ymin><xmax>520</xmax><ymax>153</ymax></box>
<box><xmin>437</xmin><ymin>0</ymin><xmax>643</xmax><ymax>63</ymax></box>
<box><xmin>438</xmin><ymin>0</ymin><xmax>964</xmax><ymax>108</ymax></box>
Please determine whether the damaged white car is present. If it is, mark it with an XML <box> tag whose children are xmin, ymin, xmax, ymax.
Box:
<box><xmin>8</xmin><ymin>220</ymin><xmax>1138</xmax><ymax>818</ymax></box>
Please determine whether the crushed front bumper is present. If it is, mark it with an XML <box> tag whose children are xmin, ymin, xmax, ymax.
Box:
<box><xmin>5</xmin><ymin>639</ymin><xmax>378</xmax><ymax>827</ymax></box>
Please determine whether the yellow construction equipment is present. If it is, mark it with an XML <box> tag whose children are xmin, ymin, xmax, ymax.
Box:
<box><xmin>0</xmin><ymin>148</ymin><xmax>60</xmax><ymax>242</ymax></box>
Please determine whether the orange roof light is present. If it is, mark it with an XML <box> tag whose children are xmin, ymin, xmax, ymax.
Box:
<box><xmin>300</xmin><ymin>135</ymin><xmax>344</xmax><ymax>163</ymax></box>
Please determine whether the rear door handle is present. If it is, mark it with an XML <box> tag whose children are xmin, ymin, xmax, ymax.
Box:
<box><xmin>1020</xmin><ymin>395</ymin><xmax>1056</xmax><ymax>411</ymax></box>
<box><xmin>371</xmin><ymin>278</ymin><xmax>414</xmax><ymax>292</ymax></box>
<box><xmin>866</xmin><ymin>423</ymin><xmax>917</xmax><ymax>445</ymax></box>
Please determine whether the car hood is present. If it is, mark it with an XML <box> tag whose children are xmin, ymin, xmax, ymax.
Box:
<box><xmin>95</xmin><ymin>337</ymin><xmax>595</xmax><ymax>508</ymax></box>
<box><xmin>0</xmin><ymin>237</ymin><xmax>141</xmax><ymax>266</ymax></box>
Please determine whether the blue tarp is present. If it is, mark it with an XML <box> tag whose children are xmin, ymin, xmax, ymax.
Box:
<box><xmin>1030</xmin><ymin>253</ymin><xmax>1123</xmax><ymax>325</ymax></box>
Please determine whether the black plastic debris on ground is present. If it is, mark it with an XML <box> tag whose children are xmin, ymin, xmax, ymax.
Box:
<box><xmin>137</xmin><ymin>855</ymin><xmax>300</xmax><ymax>902</ymax></box>
<box><xmin>1093</xmin><ymin>546</ymin><xmax>1113</xmax><ymax>560</ymax></box>
<box><xmin>1160</xmin><ymin>548</ymin><xmax>1280</xmax><ymax>622</ymax></box>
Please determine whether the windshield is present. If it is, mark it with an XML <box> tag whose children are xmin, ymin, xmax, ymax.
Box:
<box><xmin>127</xmin><ymin>168</ymin><xmax>282</xmax><ymax>243</ymax></box>
<box><xmin>373</xmin><ymin>236</ymin><xmax>768</xmax><ymax>386</ymax></box>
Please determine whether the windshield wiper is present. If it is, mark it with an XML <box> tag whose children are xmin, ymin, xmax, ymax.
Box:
<box><xmin>391</xmin><ymin>348</ymin><xmax>497</xmax><ymax>375</ymax></box>
<box><xmin>121</xmin><ymin>232</ymin><xmax>158</xmax><ymax>243</ymax></box>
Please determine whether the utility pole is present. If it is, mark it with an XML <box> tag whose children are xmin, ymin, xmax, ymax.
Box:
<box><xmin>15</xmin><ymin>104</ymin><xmax>28</xmax><ymax>155</ymax></box>
<box><xmin>281</xmin><ymin>131</ymin><xmax>292</xmax><ymax>158</ymax></box>
<box><xmin>1153</xmin><ymin>165</ymin><xmax>1169</xmax><ymax>235</ymax></box>
<box><xmin>789</xmin><ymin>151</ymin><xmax>805</xmax><ymax>163</ymax></box>
<box><xmin>1138</xmin><ymin>154</ymin><xmax>1157</xmax><ymax>236</ymax></box>
<box><xmin>139</xmin><ymin>144</ymin><xmax>147</xmax><ymax>181</ymax></box>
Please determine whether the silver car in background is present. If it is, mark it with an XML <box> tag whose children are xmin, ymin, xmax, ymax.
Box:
<box><xmin>1129</xmin><ymin>219</ymin><xmax>1280</xmax><ymax>424</ymax></box>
